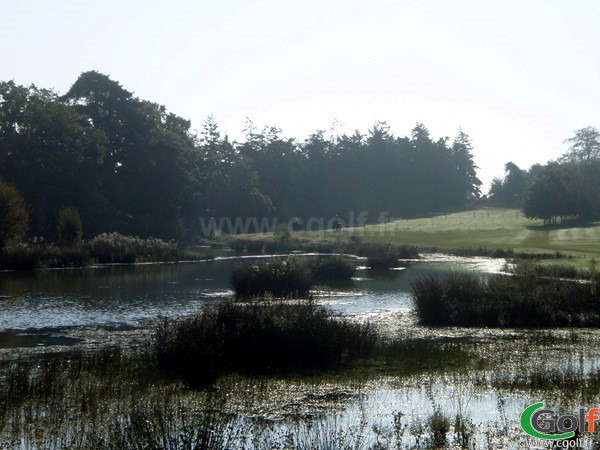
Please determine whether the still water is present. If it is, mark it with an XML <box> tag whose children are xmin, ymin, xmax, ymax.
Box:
<box><xmin>0</xmin><ymin>253</ymin><xmax>504</xmax><ymax>351</ymax></box>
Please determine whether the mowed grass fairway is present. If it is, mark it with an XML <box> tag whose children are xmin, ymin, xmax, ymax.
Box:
<box><xmin>298</xmin><ymin>208</ymin><xmax>600</xmax><ymax>266</ymax></box>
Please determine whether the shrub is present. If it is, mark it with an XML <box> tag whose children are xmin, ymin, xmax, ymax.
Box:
<box><xmin>58</xmin><ymin>206</ymin><xmax>83</xmax><ymax>247</ymax></box>
<box><xmin>87</xmin><ymin>232</ymin><xmax>178</xmax><ymax>263</ymax></box>
<box><xmin>231</xmin><ymin>257</ymin><xmax>312</xmax><ymax>297</ymax></box>
<box><xmin>155</xmin><ymin>301</ymin><xmax>378</xmax><ymax>386</ymax></box>
<box><xmin>310</xmin><ymin>255</ymin><xmax>355</xmax><ymax>282</ymax></box>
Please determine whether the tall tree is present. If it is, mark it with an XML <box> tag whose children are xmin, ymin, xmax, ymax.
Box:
<box><xmin>62</xmin><ymin>72</ymin><xmax>200</xmax><ymax>239</ymax></box>
<box><xmin>451</xmin><ymin>130</ymin><xmax>481</xmax><ymax>202</ymax></box>
<box><xmin>197</xmin><ymin>117</ymin><xmax>271</xmax><ymax>228</ymax></box>
<box><xmin>0</xmin><ymin>81</ymin><xmax>106</xmax><ymax>238</ymax></box>
<box><xmin>560</xmin><ymin>126</ymin><xmax>600</xmax><ymax>162</ymax></box>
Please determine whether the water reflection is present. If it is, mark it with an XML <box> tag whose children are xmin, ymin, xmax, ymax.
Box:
<box><xmin>0</xmin><ymin>253</ymin><xmax>503</xmax><ymax>348</ymax></box>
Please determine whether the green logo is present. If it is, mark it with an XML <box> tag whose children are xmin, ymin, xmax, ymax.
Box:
<box><xmin>520</xmin><ymin>402</ymin><xmax>576</xmax><ymax>440</ymax></box>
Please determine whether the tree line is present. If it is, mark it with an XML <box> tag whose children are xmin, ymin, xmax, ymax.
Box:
<box><xmin>488</xmin><ymin>126</ymin><xmax>600</xmax><ymax>224</ymax></box>
<box><xmin>0</xmin><ymin>71</ymin><xmax>482</xmax><ymax>242</ymax></box>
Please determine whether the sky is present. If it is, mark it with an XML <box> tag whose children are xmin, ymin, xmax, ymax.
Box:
<box><xmin>2</xmin><ymin>0</ymin><xmax>599</xmax><ymax>191</ymax></box>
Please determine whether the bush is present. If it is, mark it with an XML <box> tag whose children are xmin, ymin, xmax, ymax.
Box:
<box><xmin>87</xmin><ymin>232</ymin><xmax>179</xmax><ymax>263</ymax></box>
<box><xmin>155</xmin><ymin>301</ymin><xmax>378</xmax><ymax>386</ymax></box>
<box><xmin>310</xmin><ymin>255</ymin><xmax>355</xmax><ymax>282</ymax></box>
<box><xmin>231</xmin><ymin>257</ymin><xmax>313</xmax><ymax>297</ymax></box>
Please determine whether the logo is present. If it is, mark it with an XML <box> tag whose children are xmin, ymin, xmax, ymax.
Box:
<box><xmin>520</xmin><ymin>402</ymin><xmax>600</xmax><ymax>440</ymax></box>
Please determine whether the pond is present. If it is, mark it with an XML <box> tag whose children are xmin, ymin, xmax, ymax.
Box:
<box><xmin>2</xmin><ymin>253</ymin><xmax>600</xmax><ymax>448</ymax></box>
<box><xmin>0</xmin><ymin>252</ymin><xmax>504</xmax><ymax>351</ymax></box>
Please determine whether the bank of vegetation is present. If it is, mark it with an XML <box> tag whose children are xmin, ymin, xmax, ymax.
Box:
<box><xmin>412</xmin><ymin>263</ymin><xmax>600</xmax><ymax>327</ymax></box>
<box><xmin>0</xmin><ymin>232</ymin><xmax>182</xmax><ymax>270</ymax></box>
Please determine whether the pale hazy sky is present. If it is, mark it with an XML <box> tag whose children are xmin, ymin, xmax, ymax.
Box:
<box><xmin>2</xmin><ymin>0</ymin><xmax>599</xmax><ymax>191</ymax></box>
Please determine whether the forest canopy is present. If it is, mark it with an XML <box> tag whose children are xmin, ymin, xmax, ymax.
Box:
<box><xmin>0</xmin><ymin>71</ymin><xmax>482</xmax><ymax>241</ymax></box>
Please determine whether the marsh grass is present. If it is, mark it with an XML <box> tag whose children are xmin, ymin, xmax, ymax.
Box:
<box><xmin>530</xmin><ymin>262</ymin><xmax>592</xmax><ymax>280</ymax></box>
<box><xmin>0</xmin><ymin>349</ymin><xmax>272</xmax><ymax>450</ymax></box>
<box><xmin>230</xmin><ymin>255</ymin><xmax>356</xmax><ymax>298</ymax></box>
<box><xmin>371</xmin><ymin>338</ymin><xmax>475</xmax><ymax>376</ymax></box>
<box><xmin>310</xmin><ymin>255</ymin><xmax>356</xmax><ymax>282</ymax></box>
<box><xmin>0</xmin><ymin>233</ymin><xmax>184</xmax><ymax>270</ymax></box>
<box><xmin>487</xmin><ymin>364</ymin><xmax>600</xmax><ymax>395</ymax></box>
<box><xmin>155</xmin><ymin>300</ymin><xmax>378</xmax><ymax>387</ymax></box>
<box><xmin>0</xmin><ymin>243</ymin><xmax>91</xmax><ymax>269</ymax></box>
<box><xmin>2</xmin><ymin>332</ymin><xmax>600</xmax><ymax>448</ymax></box>
<box><xmin>412</xmin><ymin>266</ymin><xmax>600</xmax><ymax>327</ymax></box>
<box><xmin>366</xmin><ymin>246</ymin><xmax>402</xmax><ymax>270</ymax></box>
<box><xmin>231</xmin><ymin>257</ymin><xmax>313</xmax><ymax>297</ymax></box>
<box><xmin>88</xmin><ymin>232</ymin><xmax>179</xmax><ymax>264</ymax></box>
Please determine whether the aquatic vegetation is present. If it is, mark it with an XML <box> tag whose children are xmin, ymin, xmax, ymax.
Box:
<box><xmin>427</xmin><ymin>408</ymin><xmax>450</xmax><ymax>448</ymax></box>
<box><xmin>412</xmin><ymin>265</ymin><xmax>600</xmax><ymax>327</ymax></box>
<box><xmin>0</xmin><ymin>349</ymin><xmax>244</xmax><ymax>449</ymax></box>
<box><xmin>231</xmin><ymin>257</ymin><xmax>313</xmax><ymax>297</ymax></box>
<box><xmin>0</xmin><ymin>242</ymin><xmax>91</xmax><ymax>269</ymax></box>
<box><xmin>0</xmin><ymin>232</ymin><xmax>181</xmax><ymax>269</ymax></box>
<box><xmin>88</xmin><ymin>232</ymin><xmax>179</xmax><ymax>263</ymax></box>
<box><xmin>3</xmin><ymin>330</ymin><xmax>600</xmax><ymax>448</ymax></box>
<box><xmin>155</xmin><ymin>300</ymin><xmax>378</xmax><ymax>386</ymax></box>
<box><xmin>310</xmin><ymin>255</ymin><xmax>356</xmax><ymax>282</ymax></box>
<box><xmin>528</xmin><ymin>262</ymin><xmax>592</xmax><ymax>280</ymax></box>
<box><xmin>366</xmin><ymin>248</ymin><xmax>402</xmax><ymax>270</ymax></box>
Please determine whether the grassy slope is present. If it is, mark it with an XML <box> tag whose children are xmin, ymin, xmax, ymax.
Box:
<box><xmin>292</xmin><ymin>208</ymin><xmax>600</xmax><ymax>267</ymax></box>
